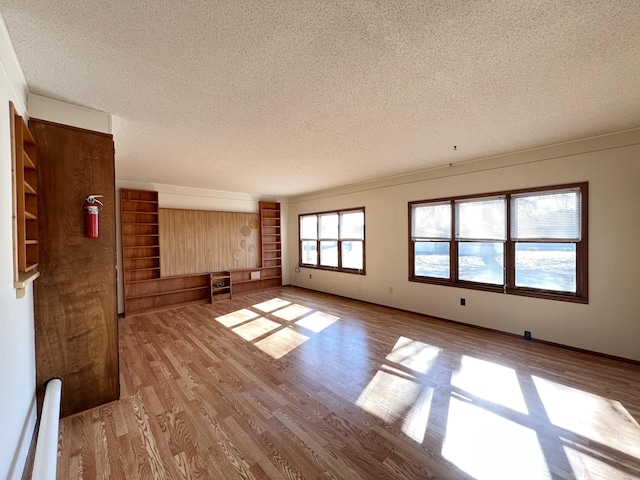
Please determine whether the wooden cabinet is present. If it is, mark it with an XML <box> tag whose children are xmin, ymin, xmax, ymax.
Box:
<box><xmin>31</xmin><ymin>119</ymin><xmax>118</xmax><ymax>417</ymax></box>
<box><xmin>9</xmin><ymin>102</ymin><xmax>39</xmax><ymax>295</ymax></box>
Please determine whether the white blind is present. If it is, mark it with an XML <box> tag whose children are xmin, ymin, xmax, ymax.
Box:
<box><xmin>511</xmin><ymin>188</ymin><xmax>581</xmax><ymax>241</ymax></box>
<box><xmin>319</xmin><ymin>213</ymin><xmax>339</xmax><ymax>239</ymax></box>
<box><xmin>455</xmin><ymin>196</ymin><xmax>506</xmax><ymax>241</ymax></box>
<box><xmin>339</xmin><ymin>211</ymin><xmax>364</xmax><ymax>239</ymax></box>
<box><xmin>412</xmin><ymin>202</ymin><xmax>451</xmax><ymax>239</ymax></box>
<box><xmin>300</xmin><ymin>215</ymin><xmax>317</xmax><ymax>239</ymax></box>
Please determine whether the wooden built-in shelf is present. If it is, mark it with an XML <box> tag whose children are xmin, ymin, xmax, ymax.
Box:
<box><xmin>259</xmin><ymin>201</ymin><xmax>283</xmax><ymax>272</ymax></box>
<box><xmin>10</xmin><ymin>102</ymin><xmax>39</xmax><ymax>297</ymax></box>
<box><xmin>210</xmin><ymin>272</ymin><xmax>232</xmax><ymax>302</ymax></box>
<box><xmin>123</xmin><ymin>271</ymin><xmax>211</xmax><ymax>316</ymax></box>
<box><xmin>127</xmin><ymin>285</ymin><xmax>209</xmax><ymax>300</ymax></box>
<box><xmin>232</xmin><ymin>275</ymin><xmax>282</xmax><ymax>285</ymax></box>
<box><xmin>120</xmin><ymin>194</ymin><xmax>285</xmax><ymax>314</ymax></box>
<box><xmin>230</xmin><ymin>266</ymin><xmax>282</xmax><ymax>296</ymax></box>
<box><xmin>121</xmin><ymin>188</ymin><xmax>162</xmax><ymax>314</ymax></box>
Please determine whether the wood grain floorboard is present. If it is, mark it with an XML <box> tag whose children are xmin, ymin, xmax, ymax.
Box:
<box><xmin>57</xmin><ymin>287</ymin><xmax>640</xmax><ymax>479</ymax></box>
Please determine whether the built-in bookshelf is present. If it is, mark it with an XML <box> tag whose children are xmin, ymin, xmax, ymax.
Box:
<box><xmin>10</xmin><ymin>102</ymin><xmax>40</xmax><ymax>297</ymax></box>
<box><xmin>124</xmin><ymin>273</ymin><xmax>211</xmax><ymax>315</ymax></box>
<box><xmin>121</xmin><ymin>189</ymin><xmax>212</xmax><ymax>315</ymax></box>
<box><xmin>259</xmin><ymin>201</ymin><xmax>282</xmax><ymax>268</ymax></box>
<box><xmin>120</xmin><ymin>192</ymin><xmax>284</xmax><ymax>313</ymax></box>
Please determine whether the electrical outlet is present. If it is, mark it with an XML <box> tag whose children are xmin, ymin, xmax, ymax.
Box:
<box><xmin>524</xmin><ymin>331</ymin><xmax>532</xmax><ymax>340</ymax></box>
<box><xmin>309</xmin><ymin>274</ymin><xmax>312</xmax><ymax>279</ymax></box>
<box><xmin>460</xmin><ymin>298</ymin><xmax>466</xmax><ymax>306</ymax></box>
<box><xmin>388</xmin><ymin>287</ymin><xmax>393</xmax><ymax>293</ymax></box>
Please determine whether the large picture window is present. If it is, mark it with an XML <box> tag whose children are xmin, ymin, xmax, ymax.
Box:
<box><xmin>300</xmin><ymin>208</ymin><xmax>365</xmax><ymax>274</ymax></box>
<box><xmin>409</xmin><ymin>183</ymin><xmax>588</xmax><ymax>302</ymax></box>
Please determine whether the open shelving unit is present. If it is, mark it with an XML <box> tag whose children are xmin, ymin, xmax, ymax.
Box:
<box><xmin>230</xmin><ymin>266</ymin><xmax>282</xmax><ymax>296</ymax></box>
<box><xmin>120</xmin><ymin>192</ymin><xmax>284</xmax><ymax>313</ymax></box>
<box><xmin>259</xmin><ymin>201</ymin><xmax>282</xmax><ymax>268</ymax></box>
<box><xmin>10</xmin><ymin>102</ymin><xmax>40</xmax><ymax>297</ymax></box>
<box><xmin>210</xmin><ymin>271</ymin><xmax>232</xmax><ymax>302</ymax></box>
<box><xmin>121</xmin><ymin>189</ymin><xmax>212</xmax><ymax>316</ymax></box>
<box><xmin>121</xmin><ymin>189</ymin><xmax>160</xmax><ymax>283</ymax></box>
<box><xmin>123</xmin><ymin>273</ymin><xmax>211</xmax><ymax>315</ymax></box>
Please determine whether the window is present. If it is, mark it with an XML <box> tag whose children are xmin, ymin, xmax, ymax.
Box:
<box><xmin>409</xmin><ymin>183</ymin><xmax>588</xmax><ymax>302</ymax></box>
<box><xmin>299</xmin><ymin>208</ymin><xmax>365</xmax><ymax>273</ymax></box>
<box><xmin>412</xmin><ymin>201</ymin><xmax>451</xmax><ymax>279</ymax></box>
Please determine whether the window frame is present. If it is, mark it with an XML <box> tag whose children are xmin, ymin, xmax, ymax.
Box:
<box><xmin>408</xmin><ymin>183</ymin><xmax>588</xmax><ymax>303</ymax></box>
<box><xmin>299</xmin><ymin>207</ymin><xmax>366</xmax><ymax>275</ymax></box>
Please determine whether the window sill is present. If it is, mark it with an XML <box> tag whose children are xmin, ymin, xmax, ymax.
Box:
<box><xmin>408</xmin><ymin>276</ymin><xmax>588</xmax><ymax>304</ymax></box>
<box><xmin>15</xmin><ymin>270</ymin><xmax>40</xmax><ymax>299</ymax></box>
<box><xmin>301</xmin><ymin>264</ymin><xmax>366</xmax><ymax>275</ymax></box>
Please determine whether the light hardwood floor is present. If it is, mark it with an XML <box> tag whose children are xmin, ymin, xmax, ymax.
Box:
<box><xmin>57</xmin><ymin>287</ymin><xmax>640</xmax><ymax>479</ymax></box>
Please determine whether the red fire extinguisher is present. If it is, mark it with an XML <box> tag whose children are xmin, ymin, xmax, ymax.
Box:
<box><xmin>84</xmin><ymin>195</ymin><xmax>104</xmax><ymax>238</ymax></box>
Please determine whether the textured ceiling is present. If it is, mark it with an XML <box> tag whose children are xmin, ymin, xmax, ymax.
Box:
<box><xmin>1</xmin><ymin>1</ymin><xmax>639</xmax><ymax>196</ymax></box>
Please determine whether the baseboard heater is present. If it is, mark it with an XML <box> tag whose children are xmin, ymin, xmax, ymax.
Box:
<box><xmin>32</xmin><ymin>378</ymin><xmax>62</xmax><ymax>480</ymax></box>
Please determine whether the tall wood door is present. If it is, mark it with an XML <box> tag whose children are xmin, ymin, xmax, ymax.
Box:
<box><xmin>31</xmin><ymin>119</ymin><xmax>118</xmax><ymax>417</ymax></box>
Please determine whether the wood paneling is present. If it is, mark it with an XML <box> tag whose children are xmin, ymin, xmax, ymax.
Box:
<box><xmin>31</xmin><ymin>119</ymin><xmax>118</xmax><ymax>418</ymax></box>
<box><xmin>56</xmin><ymin>288</ymin><xmax>640</xmax><ymax>479</ymax></box>
<box><xmin>159</xmin><ymin>208</ymin><xmax>259</xmax><ymax>276</ymax></box>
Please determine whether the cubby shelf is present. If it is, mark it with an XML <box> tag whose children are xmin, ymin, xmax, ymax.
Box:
<box><xmin>10</xmin><ymin>102</ymin><xmax>39</xmax><ymax>297</ymax></box>
<box><xmin>210</xmin><ymin>272</ymin><xmax>232</xmax><ymax>302</ymax></box>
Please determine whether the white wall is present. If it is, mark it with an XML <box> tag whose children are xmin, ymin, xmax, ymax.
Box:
<box><xmin>0</xmin><ymin>14</ymin><xmax>37</xmax><ymax>480</ymax></box>
<box><xmin>285</xmin><ymin>129</ymin><xmax>640</xmax><ymax>362</ymax></box>
<box><xmin>114</xmin><ymin>179</ymin><xmax>283</xmax><ymax>313</ymax></box>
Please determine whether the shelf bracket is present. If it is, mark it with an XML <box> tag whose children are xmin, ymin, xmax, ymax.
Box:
<box><xmin>14</xmin><ymin>270</ymin><xmax>40</xmax><ymax>299</ymax></box>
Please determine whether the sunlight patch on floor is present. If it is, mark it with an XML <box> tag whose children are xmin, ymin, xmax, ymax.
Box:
<box><xmin>385</xmin><ymin>336</ymin><xmax>441</xmax><ymax>374</ymax></box>
<box><xmin>442</xmin><ymin>396</ymin><xmax>549</xmax><ymax>480</ymax></box>
<box><xmin>451</xmin><ymin>355</ymin><xmax>528</xmax><ymax>414</ymax></box>
<box><xmin>533</xmin><ymin>376</ymin><xmax>640</xmax><ymax>460</ymax></box>
<box><xmin>272</xmin><ymin>303</ymin><xmax>313</xmax><ymax>321</ymax></box>
<box><xmin>356</xmin><ymin>370</ymin><xmax>422</xmax><ymax>424</ymax></box>
<box><xmin>214</xmin><ymin>298</ymin><xmax>343</xmax><ymax>359</ymax></box>
<box><xmin>563</xmin><ymin>441</ymin><xmax>637</xmax><ymax>479</ymax></box>
<box><xmin>255</xmin><ymin>327</ymin><xmax>309</xmax><ymax>359</ymax></box>
<box><xmin>355</xmin><ymin>337</ymin><xmax>440</xmax><ymax>442</ymax></box>
<box><xmin>253</xmin><ymin>298</ymin><xmax>291</xmax><ymax>313</ymax></box>
<box><xmin>232</xmin><ymin>318</ymin><xmax>280</xmax><ymax>341</ymax></box>
<box><xmin>401</xmin><ymin>386</ymin><xmax>434</xmax><ymax>443</ymax></box>
<box><xmin>215</xmin><ymin>308</ymin><xmax>260</xmax><ymax>327</ymax></box>
<box><xmin>295</xmin><ymin>311</ymin><xmax>339</xmax><ymax>333</ymax></box>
